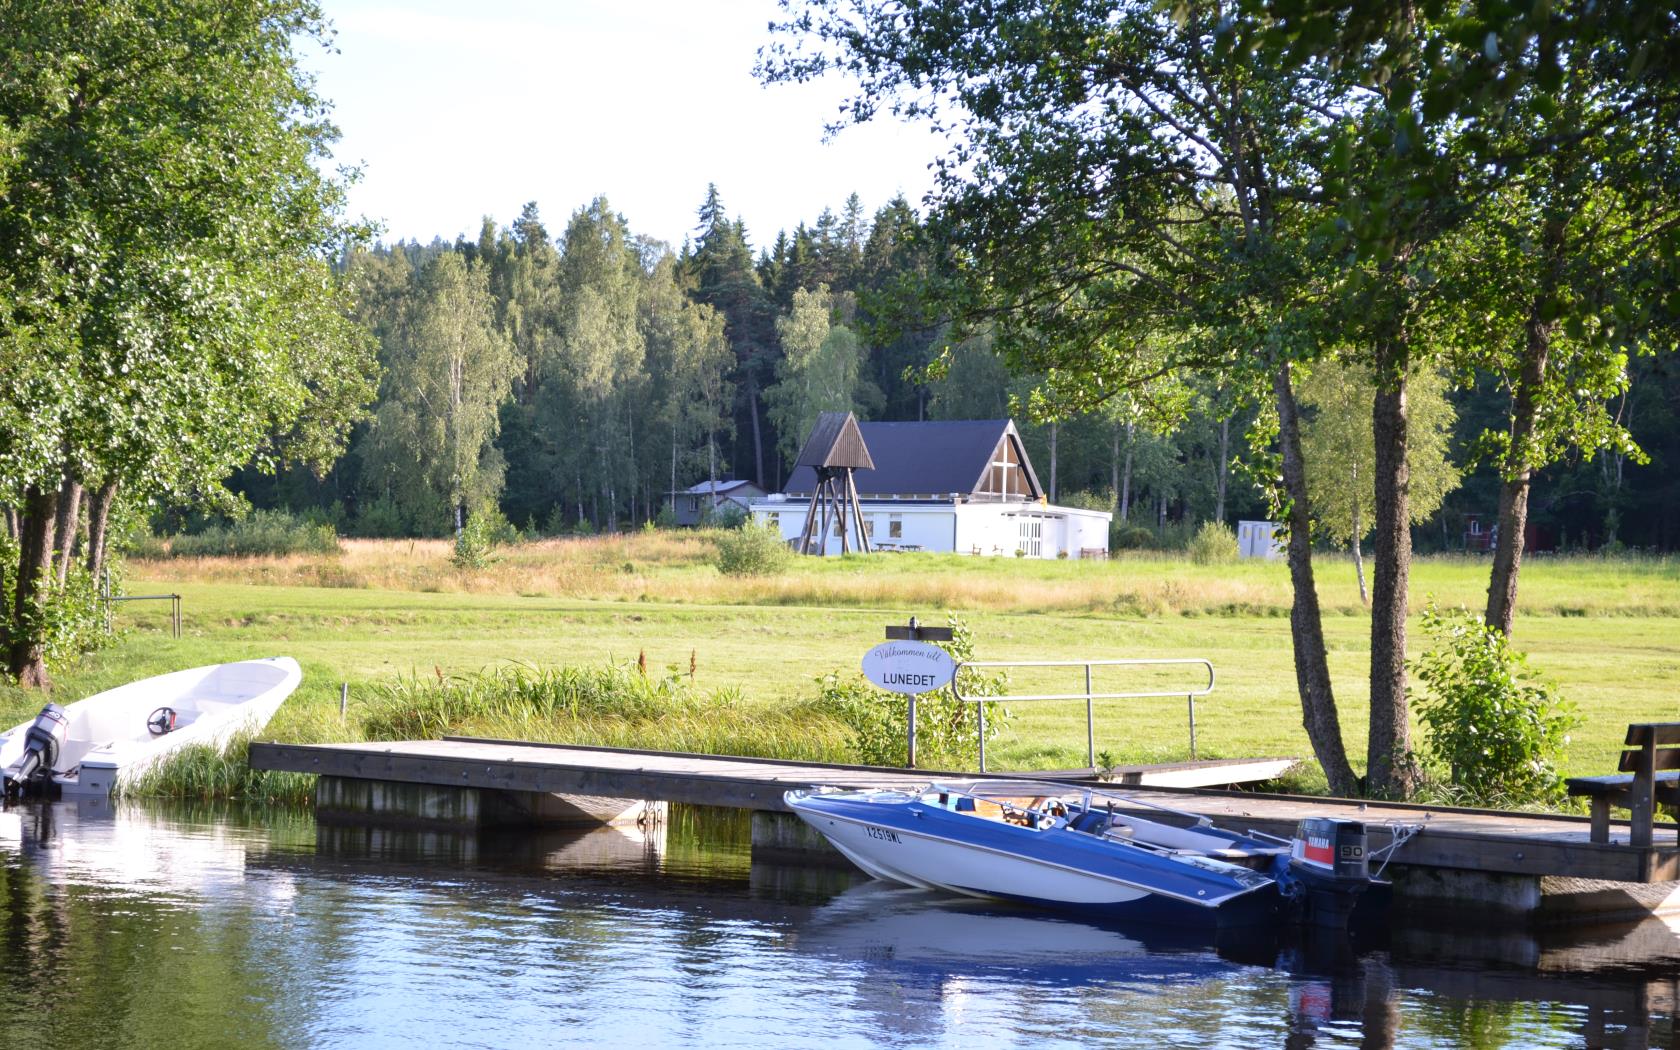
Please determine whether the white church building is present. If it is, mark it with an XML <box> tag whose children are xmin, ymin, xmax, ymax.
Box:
<box><xmin>750</xmin><ymin>419</ymin><xmax>1111</xmax><ymax>558</ymax></box>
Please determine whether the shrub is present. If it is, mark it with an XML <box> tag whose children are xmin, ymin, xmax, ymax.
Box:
<box><xmin>0</xmin><ymin>531</ymin><xmax>113</xmax><ymax>673</ymax></box>
<box><xmin>809</xmin><ymin>615</ymin><xmax>1009</xmax><ymax>769</ymax></box>
<box><xmin>126</xmin><ymin>528</ymin><xmax>169</xmax><ymax>560</ymax></box>
<box><xmin>1111</xmin><ymin>523</ymin><xmax>1155</xmax><ymax>550</ymax></box>
<box><xmin>1188</xmin><ymin>521</ymin><xmax>1238</xmax><ymax>565</ymax></box>
<box><xmin>712</xmin><ymin>504</ymin><xmax>748</xmax><ymax>530</ymax></box>
<box><xmin>1411</xmin><ymin>604</ymin><xmax>1579</xmax><ymax>806</ymax></box>
<box><xmin>1058</xmin><ymin>489</ymin><xmax>1117</xmax><ymax>512</ymax></box>
<box><xmin>715</xmin><ymin>522</ymin><xmax>792</xmax><ymax>576</ymax></box>
<box><xmin>452</xmin><ymin>505</ymin><xmax>515</xmax><ymax>569</ymax></box>
<box><xmin>169</xmin><ymin>509</ymin><xmax>339</xmax><ymax>557</ymax></box>
<box><xmin>351</xmin><ymin>496</ymin><xmax>409</xmax><ymax>538</ymax></box>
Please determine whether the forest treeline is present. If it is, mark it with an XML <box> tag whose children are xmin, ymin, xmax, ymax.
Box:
<box><xmin>236</xmin><ymin>183</ymin><xmax>1680</xmax><ymax>554</ymax></box>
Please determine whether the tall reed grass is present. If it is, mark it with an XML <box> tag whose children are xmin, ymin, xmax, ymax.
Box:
<box><xmin>358</xmin><ymin>662</ymin><xmax>855</xmax><ymax>761</ymax></box>
<box><xmin>119</xmin><ymin>731</ymin><xmax>318</xmax><ymax>805</ymax></box>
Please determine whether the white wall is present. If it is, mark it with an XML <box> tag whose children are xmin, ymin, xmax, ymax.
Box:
<box><xmin>752</xmin><ymin>499</ymin><xmax>955</xmax><ymax>555</ymax></box>
<box><xmin>1237</xmin><ymin>520</ymin><xmax>1284</xmax><ymax>559</ymax></box>
<box><xmin>750</xmin><ymin>498</ymin><xmax>1111</xmax><ymax>558</ymax></box>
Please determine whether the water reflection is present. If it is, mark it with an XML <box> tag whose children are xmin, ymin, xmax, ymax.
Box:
<box><xmin>0</xmin><ymin>800</ymin><xmax>1675</xmax><ymax>1049</ymax></box>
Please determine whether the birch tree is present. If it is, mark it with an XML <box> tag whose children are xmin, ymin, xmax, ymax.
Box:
<box><xmin>362</xmin><ymin>253</ymin><xmax>516</xmax><ymax>534</ymax></box>
<box><xmin>1301</xmin><ymin>361</ymin><xmax>1460</xmax><ymax>604</ymax></box>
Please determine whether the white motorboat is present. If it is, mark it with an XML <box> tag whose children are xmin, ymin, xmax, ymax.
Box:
<box><xmin>0</xmin><ymin>657</ymin><xmax>302</xmax><ymax>797</ymax></box>
<box><xmin>787</xmin><ymin>780</ymin><xmax>1393</xmax><ymax>927</ymax></box>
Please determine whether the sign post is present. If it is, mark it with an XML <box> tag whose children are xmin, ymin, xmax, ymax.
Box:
<box><xmin>864</xmin><ymin>618</ymin><xmax>956</xmax><ymax>768</ymax></box>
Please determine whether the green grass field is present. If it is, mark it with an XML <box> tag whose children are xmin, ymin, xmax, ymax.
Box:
<box><xmin>4</xmin><ymin>537</ymin><xmax>1676</xmax><ymax>780</ymax></box>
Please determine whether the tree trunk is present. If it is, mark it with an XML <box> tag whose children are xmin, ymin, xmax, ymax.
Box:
<box><xmin>8</xmin><ymin>485</ymin><xmax>59</xmax><ymax>688</ymax></box>
<box><xmin>1274</xmin><ymin>363</ymin><xmax>1360</xmax><ymax>797</ymax></box>
<box><xmin>1352</xmin><ymin>536</ymin><xmax>1369</xmax><ymax>607</ymax></box>
<box><xmin>1120</xmin><ymin>423</ymin><xmax>1134</xmax><ymax>523</ymax></box>
<box><xmin>1214</xmin><ymin>416</ymin><xmax>1230</xmax><ymax>523</ymax></box>
<box><xmin>748</xmin><ymin>374</ymin><xmax>765</xmax><ymax>490</ymax></box>
<box><xmin>1048</xmin><ymin>421</ymin><xmax>1059</xmax><ymax>502</ymax></box>
<box><xmin>53</xmin><ymin>476</ymin><xmax>83</xmax><ymax>587</ymax></box>
<box><xmin>1367</xmin><ymin>344</ymin><xmax>1417</xmax><ymax>799</ymax></box>
<box><xmin>85</xmin><ymin>480</ymin><xmax>118</xmax><ymax>583</ymax></box>
<box><xmin>1485</xmin><ymin>287</ymin><xmax>1555</xmax><ymax>637</ymax></box>
<box><xmin>2</xmin><ymin>505</ymin><xmax>16</xmax><ymax>540</ymax></box>
<box><xmin>1110</xmin><ymin>426</ymin><xmax>1121</xmax><ymax>517</ymax></box>
<box><xmin>1351</xmin><ymin>493</ymin><xmax>1369</xmax><ymax>607</ymax></box>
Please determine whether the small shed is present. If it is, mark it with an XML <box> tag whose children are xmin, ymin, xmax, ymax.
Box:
<box><xmin>1237</xmin><ymin>521</ymin><xmax>1283</xmax><ymax>559</ymax></box>
<box><xmin>665</xmin><ymin>479</ymin><xmax>767</xmax><ymax>526</ymax></box>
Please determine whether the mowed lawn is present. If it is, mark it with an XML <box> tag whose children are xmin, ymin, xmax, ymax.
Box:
<box><xmin>4</xmin><ymin>538</ymin><xmax>1676</xmax><ymax>778</ymax></box>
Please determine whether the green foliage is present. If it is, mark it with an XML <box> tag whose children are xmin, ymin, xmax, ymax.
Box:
<box><xmin>810</xmin><ymin>615</ymin><xmax>1009</xmax><ymax>769</ymax></box>
<box><xmin>715</xmin><ymin>522</ymin><xmax>792</xmax><ymax>576</ymax></box>
<box><xmin>1187</xmin><ymin>522</ymin><xmax>1238</xmax><ymax>566</ymax></box>
<box><xmin>38</xmin><ymin>567</ymin><xmax>114</xmax><ymax>671</ymax></box>
<box><xmin>766</xmin><ymin>285</ymin><xmax>872</xmax><ymax>469</ymax></box>
<box><xmin>1299</xmin><ymin>360</ymin><xmax>1461</xmax><ymax>546</ymax></box>
<box><xmin>361</xmin><ymin>662</ymin><xmax>712</xmax><ymax>739</ymax></box>
<box><xmin>120</xmin><ymin>731</ymin><xmax>315</xmax><ymax>805</ymax></box>
<box><xmin>0</xmin><ymin>532</ymin><xmax>112</xmax><ymax>673</ymax></box>
<box><xmin>350</xmin><ymin>496</ymin><xmax>410</xmax><ymax>539</ymax></box>
<box><xmin>1111</xmin><ymin>524</ymin><xmax>1156</xmax><ymax>551</ymax></box>
<box><xmin>352</xmin><ymin>661</ymin><xmax>853</xmax><ymax>760</ymax></box>
<box><xmin>1411</xmin><ymin>605</ymin><xmax>1580</xmax><ymax>805</ymax></box>
<box><xmin>452</xmin><ymin>504</ymin><xmax>516</xmax><ymax>569</ymax></box>
<box><xmin>168</xmin><ymin>510</ymin><xmax>340</xmax><ymax>558</ymax></box>
<box><xmin>356</xmin><ymin>250</ymin><xmax>518</xmax><ymax>534</ymax></box>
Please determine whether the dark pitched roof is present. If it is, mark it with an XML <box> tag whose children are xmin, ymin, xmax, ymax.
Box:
<box><xmin>784</xmin><ymin>419</ymin><xmax>1041</xmax><ymax>499</ymax></box>
<box><xmin>793</xmin><ymin>411</ymin><xmax>875</xmax><ymax>470</ymax></box>
<box><xmin>678</xmin><ymin>479</ymin><xmax>760</xmax><ymax>495</ymax></box>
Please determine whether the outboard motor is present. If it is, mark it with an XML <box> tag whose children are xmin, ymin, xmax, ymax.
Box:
<box><xmin>1285</xmin><ymin>817</ymin><xmax>1372</xmax><ymax>928</ymax></box>
<box><xmin>3</xmin><ymin>703</ymin><xmax>69</xmax><ymax>799</ymax></box>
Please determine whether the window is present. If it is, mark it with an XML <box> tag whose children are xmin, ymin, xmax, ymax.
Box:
<box><xmin>766</xmin><ymin>512</ymin><xmax>780</xmax><ymax>528</ymax></box>
<box><xmin>889</xmin><ymin>515</ymin><xmax>903</xmax><ymax>539</ymax></box>
<box><xmin>863</xmin><ymin>517</ymin><xmax>875</xmax><ymax>538</ymax></box>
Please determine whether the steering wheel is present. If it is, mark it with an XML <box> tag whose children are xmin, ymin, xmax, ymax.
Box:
<box><xmin>147</xmin><ymin>707</ymin><xmax>177</xmax><ymax>736</ymax></box>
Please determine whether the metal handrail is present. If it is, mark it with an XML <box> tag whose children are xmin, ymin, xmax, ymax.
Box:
<box><xmin>101</xmin><ymin>575</ymin><xmax>182</xmax><ymax>639</ymax></box>
<box><xmin>950</xmin><ymin>658</ymin><xmax>1215</xmax><ymax>772</ymax></box>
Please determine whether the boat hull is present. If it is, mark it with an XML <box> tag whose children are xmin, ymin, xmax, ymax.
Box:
<box><xmin>0</xmin><ymin>657</ymin><xmax>302</xmax><ymax>796</ymax></box>
<box><xmin>787</xmin><ymin>789</ymin><xmax>1280</xmax><ymax>925</ymax></box>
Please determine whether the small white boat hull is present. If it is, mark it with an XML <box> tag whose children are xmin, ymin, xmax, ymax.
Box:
<box><xmin>0</xmin><ymin>657</ymin><xmax>302</xmax><ymax>795</ymax></box>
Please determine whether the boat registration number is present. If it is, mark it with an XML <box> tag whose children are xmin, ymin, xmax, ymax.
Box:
<box><xmin>864</xmin><ymin>825</ymin><xmax>902</xmax><ymax>843</ymax></box>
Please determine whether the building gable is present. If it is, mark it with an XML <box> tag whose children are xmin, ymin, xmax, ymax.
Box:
<box><xmin>784</xmin><ymin>419</ymin><xmax>1043</xmax><ymax>501</ymax></box>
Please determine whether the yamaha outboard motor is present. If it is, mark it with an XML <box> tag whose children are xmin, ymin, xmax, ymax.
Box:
<box><xmin>2</xmin><ymin>703</ymin><xmax>69</xmax><ymax>799</ymax></box>
<box><xmin>1285</xmin><ymin>817</ymin><xmax>1372</xmax><ymax>928</ymax></box>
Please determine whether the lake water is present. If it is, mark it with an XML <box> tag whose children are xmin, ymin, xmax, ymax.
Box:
<box><xmin>0</xmin><ymin>800</ymin><xmax>1675</xmax><ymax>1049</ymax></box>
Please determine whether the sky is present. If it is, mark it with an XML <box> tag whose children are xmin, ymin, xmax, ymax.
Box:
<box><xmin>306</xmin><ymin>0</ymin><xmax>946</xmax><ymax>252</ymax></box>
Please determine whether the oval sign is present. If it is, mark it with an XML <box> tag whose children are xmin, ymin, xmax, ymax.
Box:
<box><xmin>862</xmin><ymin>640</ymin><xmax>956</xmax><ymax>695</ymax></box>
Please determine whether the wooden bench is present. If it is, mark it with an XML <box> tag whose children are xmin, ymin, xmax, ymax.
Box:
<box><xmin>1565</xmin><ymin>722</ymin><xmax>1680</xmax><ymax>847</ymax></box>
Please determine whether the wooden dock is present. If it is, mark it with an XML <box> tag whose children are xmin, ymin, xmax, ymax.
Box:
<box><xmin>248</xmin><ymin>736</ymin><xmax>1680</xmax><ymax>917</ymax></box>
<box><xmin>250</xmin><ymin>736</ymin><xmax>1295</xmax><ymax>810</ymax></box>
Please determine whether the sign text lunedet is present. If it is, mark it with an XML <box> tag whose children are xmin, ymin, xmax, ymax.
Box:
<box><xmin>862</xmin><ymin>641</ymin><xmax>955</xmax><ymax>695</ymax></box>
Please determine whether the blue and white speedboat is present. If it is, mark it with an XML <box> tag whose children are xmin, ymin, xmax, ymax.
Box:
<box><xmin>785</xmin><ymin>780</ymin><xmax>1381</xmax><ymax>927</ymax></box>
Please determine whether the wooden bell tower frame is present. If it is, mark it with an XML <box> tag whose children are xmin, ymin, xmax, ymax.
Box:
<box><xmin>792</xmin><ymin>412</ymin><xmax>874</xmax><ymax>555</ymax></box>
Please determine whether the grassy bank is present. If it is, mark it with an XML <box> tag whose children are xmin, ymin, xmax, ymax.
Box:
<box><xmin>3</xmin><ymin>536</ymin><xmax>1676</xmax><ymax>794</ymax></box>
